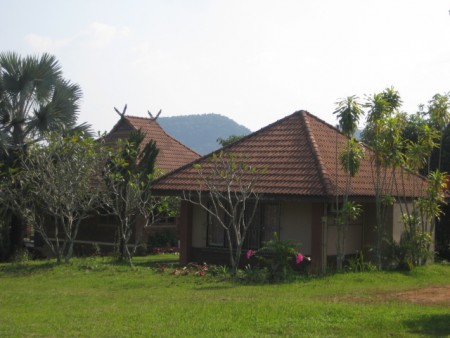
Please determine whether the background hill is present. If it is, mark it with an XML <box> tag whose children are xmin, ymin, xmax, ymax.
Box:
<box><xmin>158</xmin><ymin>113</ymin><xmax>251</xmax><ymax>155</ymax></box>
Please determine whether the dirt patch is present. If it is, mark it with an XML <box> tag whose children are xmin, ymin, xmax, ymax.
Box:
<box><xmin>386</xmin><ymin>285</ymin><xmax>450</xmax><ymax>306</ymax></box>
<box><xmin>330</xmin><ymin>285</ymin><xmax>450</xmax><ymax>306</ymax></box>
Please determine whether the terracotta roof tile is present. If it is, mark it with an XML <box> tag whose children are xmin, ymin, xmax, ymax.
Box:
<box><xmin>152</xmin><ymin>111</ymin><xmax>427</xmax><ymax>198</ymax></box>
<box><xmin>104</xmin><ymin>116</ymin><xmax>200</xmax><ymax>174</ymax></box>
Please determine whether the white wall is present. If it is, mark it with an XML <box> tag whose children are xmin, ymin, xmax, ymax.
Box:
<box><xmin>279</xmin><ymin>202</ymin><xmax>312</xmax><ymax>255</ymax></box>
<box><xmin>326</xmin><ymin>224</ymin><xmax>363</xmax><ymax>256</ymax></box>
<box><xmin>191</xmin><ymin>204</ymin><xmax>207</xmax><ymax>247</ymax></box>
<box><xmin>189</xmin><ymin>201</ymin><xmax>313</xmax><ymax>254</ymax></box>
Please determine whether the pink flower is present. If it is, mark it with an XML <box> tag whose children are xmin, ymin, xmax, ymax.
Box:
<box><xmin>246</xmin><ymin>249</ymin><xmax>257</xmax><ymax>259</ymax></box>
<box><xmin>296</xmin><ymin>253</ymin><xmax>304</xmax><ymax>264</ymax></box>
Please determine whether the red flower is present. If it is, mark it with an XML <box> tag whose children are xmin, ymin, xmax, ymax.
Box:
<box><xmin>296</xmin><ymin>253</ymin><xmax>304</xmax><ymax>264</ymax></box>
<box><xmin>246</xmin><ymin>249</ymin><xmax>257</xmax><ymax>259</ymax></box>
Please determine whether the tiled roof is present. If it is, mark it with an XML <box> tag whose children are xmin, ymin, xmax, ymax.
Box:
<box><xmin>104</xmin><ymin>116</ymin><xmax>200</xmax><ymax>174</ymax></box>
<box><xmin>152</xmin><ymin>111</ymin><xmax>427</xmax><ymax>198</ymax></box>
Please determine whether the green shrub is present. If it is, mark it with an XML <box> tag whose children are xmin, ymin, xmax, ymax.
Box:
<box><xmin>208</xmin><ymin>264</ymin><xmax>230</xmax><ymax>278</ymax></box>
<box><xmin>236</xmin><ymin>265</ymin><xmax>268</xmax><ymax>284</ymax></box>
<box><xmin>346</xmin><ymin>251</ymin><xmax>377</xmax><ymax>272</ymax></box>
<box><xmin>248</xmin><ymin>233</ymin><xmax>306</xmax><ymax>282</ymax></box>
<box><xmin>11</xmin><ymin>249</ymin><xmax>31</xmax><ymax>264</ymax></box>
<box><xmin>387</xmin><ymin>223</ymin><xmax>433</xmax><ymax>270</ymax></box>
<box><xmin>147</xmin><ymin>230</ymin><xmax>177</xmax><ymax>252</ymax></box>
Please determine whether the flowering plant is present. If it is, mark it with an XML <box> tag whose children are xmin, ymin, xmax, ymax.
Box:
<box><xmin>246</xmin><ymin>249</ymin><xmax>257</xmax><ymax>259</ymax></box>
<box><xmin>246</xmin><ymin>232</ymin><xmax>308</xmax><ymax>281</ymax></box>
<box><xmin>296</xmin><ymin>253</ymin><xmax>304</xmax><ymax>264</ymax></box>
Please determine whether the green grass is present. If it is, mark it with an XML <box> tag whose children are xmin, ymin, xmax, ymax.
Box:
<box><xmin>1</xmin><ymin>255</ymin><xmax>449</xmax><ymax>337</ymax></box>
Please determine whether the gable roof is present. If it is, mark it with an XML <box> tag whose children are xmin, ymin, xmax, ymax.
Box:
<box><xmin>152</xmin><ymin>111</ymin><xmax>427</xmax><ymax>199</ymax></box>
<box><xmin>104</xmin><ymin>116</ymin><xmax>200</xmax><ymax>174</ymax></box>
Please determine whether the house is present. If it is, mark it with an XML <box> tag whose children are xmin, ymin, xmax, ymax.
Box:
<box><xmin>151</xmin><ymin>110</ymin><xmax>428</xmax><ymax>270</ymax></box>
<box><xmin>73</xmin><ymin>114</ymin><xmax>201</xmax><ymax>253</ymax></box>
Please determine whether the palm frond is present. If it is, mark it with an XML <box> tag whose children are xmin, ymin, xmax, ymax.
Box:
<box><xmin>0</xmin><ymin>51</ymin><xmax>85</xmax><ymax>153</ymax></box>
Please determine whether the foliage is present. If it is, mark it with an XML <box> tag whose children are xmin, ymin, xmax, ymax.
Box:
<box><xmin>334</xmin><ymin>96</ymin><xmax>364</xmax><ymax>271</ymax></box>
<box><xmin>345</xmin><ymin>251</ymin><xmax>377</xmax><ymax>272</ymax></box>
<box><xmin>0</xmin><ymin>51</ymin><xmax>91</xmax><ymax>256</ymax></box>
<box><xmin>246</xmin><ymin>233</ymin><xmax>307</xmax><ymax>282</ymax></box>
<box><xmin>428</xmin><ymin>93</ymin><xmax>450</xmax><ymax>132</ymax></box>
<box><xmin>362</xmin><ymin>87</ymin><xmax>407</xmax><ymax>269</ymax></box>
<box><xmin>417</xmin><ymin>171</ymin><xmax>447</xmax><ymax>233</ymax></box>
<box><xmin>103</xmin><ymin>130</ymin><xmax>159</xmax><ymax>266</ymax></box>
<box><xmin>206</xmin><ymin>264</ymin><xmax>230</xmax><ymax>278</ymax></box>
<box><xmin>0</xmin><ymin>52</ymin><xmax>90</xmax><ymax>155</ymax></box>
<box><xmin>389</xmin><ymin>220</ymin><xmax>433</xmax><ymax>270</ymax></box>
<box><xmin>217</xmin><ymin>134</ymin><xmax>245</xmax><ymax>147</ymax></box>
<box><xmin>339</xmin><ymin>138</ymin><xmax>364</xmax><ymax>177</ymax></box>
<box><xmin>333</xmin><ymin>95</ymin><xmax>364</xmax><ymax>137</ymax></box>
<box><xmin>341</xmin><ymin>201</ymin><xmax>363</xmax><ymax>222</ymax></box>
<box><xmin>147</xmin><ymin>229</ymin><xmax>177</xmax><ymax>251</ymax></box>
<box><xmin>185</xmin><ymin>151</ymin><xmax>265</xmax><ymax>275</ymax></box>
<box><xmin>2</xmin><ymin>132</ymin><xmax>106</xmax><ymax>263</ymax></box>
<box><xmin>236</xmin><ymin>265</ymin><xmax>269</xmax><ymax>284</ymax></box>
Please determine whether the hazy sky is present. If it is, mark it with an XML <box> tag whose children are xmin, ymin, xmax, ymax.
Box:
<box><xmin>1</xmin><ymin>1</ymin><xmax>449</xmax><ymax>132</ymax></box>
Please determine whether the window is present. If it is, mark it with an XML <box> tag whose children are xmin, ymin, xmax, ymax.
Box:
<box><xmin>261</xmin><ymin>204</ymin><xmax>281</xmax><ymax>243</ymax></box>
<box><xmin>245</xmin><ymin>203</ymin><xmax>281</xmax><ymax>249</ymax></box>
<box><xmin>206</xmin><ymin>203</ymin><xmax>281</xmax><ymax>249</ymax></box>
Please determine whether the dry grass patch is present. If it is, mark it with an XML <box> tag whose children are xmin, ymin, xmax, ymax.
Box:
<box><xmin>387</xmin><ymin>285</ymin><xmax>450</xmax><ymax>305</ymax></box>
<box><xmin>328</xmin><ymin>284</ymin><xmax>450</xmax><ymax>306</ymax></box>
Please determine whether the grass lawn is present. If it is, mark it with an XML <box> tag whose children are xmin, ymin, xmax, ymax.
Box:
<box><xmin>1</xmin><ymin>255</ymin><xmax>449</xmax><ymax>337</ymax></box>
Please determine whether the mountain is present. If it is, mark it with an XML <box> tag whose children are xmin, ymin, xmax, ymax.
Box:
<box><xmin>158</xmin><ymin>114</ymin><xmax>251</xmax><ymax>155</ymax></box>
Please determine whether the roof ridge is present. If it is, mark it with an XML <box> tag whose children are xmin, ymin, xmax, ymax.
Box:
<box><xmin>125</xmin><ymin>115</ymin><xmax>152</xmax><ymax>120</ymax></box>
<box><xmin>125</xmin><ymin>116</ymin><xmax>200</xmax><ymax>157</ymax></box>
<box><xmin>152</xmin><ymin>111</ymin><xmax>306</xmax><ymax>185</ymax></box>
<box><xmin>301</xmin><ymin>111</ymin><xmax>334</xmax><ymax>197</ymax></box>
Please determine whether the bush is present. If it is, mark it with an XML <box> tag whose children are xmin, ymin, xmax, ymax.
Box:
<box><xmin>207</xmin><ymin>264</ymin><xmax>230</xmax><ymax>278</ymax></box>
<box><xmin>247</xmin><ymin>233</ymin><xmax>308</xmax><ymax>282</ymax></box>
<box><xmin>236</xmin><ymin>265</ymin><xmax>268</xmax><ymax>284</ymax></box>
<box><xmin>387</xmin><ymin>225</ymin><xmax>433</xmax><ymax>270</ymax></box>
<box><xmin>147</xmin><ymin>230</ymin><xmax>177</xmax><ymax>252</ymax></box>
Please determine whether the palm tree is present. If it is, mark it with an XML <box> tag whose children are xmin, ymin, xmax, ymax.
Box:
<box><xmin>0</xmin><ymin>51</ymin><xmax>91</xmax><ymax>255</ymax></box>
<box><xmin>334</xmin><ymin>95</ymin><xmax>363</xmax><ymax>138</ymax></box>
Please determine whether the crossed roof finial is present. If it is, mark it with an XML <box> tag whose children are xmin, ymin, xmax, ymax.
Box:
<box><xmin>148</xmin><ymin>109</ymin><xmax>162</xmax><ymax>121</ymax></box>
<box><xmin>114</xmin><ymin>104</ymin><xmax>127</xmax><ymax>118</ymax></box>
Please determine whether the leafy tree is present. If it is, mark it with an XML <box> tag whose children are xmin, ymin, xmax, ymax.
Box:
<box><xmin>427</xmin><ymin>93</ymin><xmax>450</xmax><ymax>171</ymax></box>
<box><xmin>334</xmin><ymin>96</ymin><xmax>364</xmax><ymax>137</ymax></box>
<box><xmin>103</xmin><ymin>130</ymin><xmax>160</xmax><ymax>266</ymax></box>
<box><xmin>2</xmin><ymin>133</ymin><xmax>105</xmax><ymax>263</ymax></box>
<box><xmin>362</xmin><ymin>87</ymin><xmax>405</xmax><ymax>268</ymax></box>
<box><xmin>333</xmin><ymin>96</ymin><xmax>364</xmax><ymax>270</ymax></box>
<box><xmin>184</xmin><ymin>151</ymin><xmax>264</xmax><ymax>275</ymax></box>
<box><xmin>217</xmin><ymin>135</ymin><xmax>245</xmax><ymax>147</ymax></box>
<box><xmin>361</xmin><ymin>89</ymin><xmax>447</xmax><ymax>268</ymax></box>
<box><xmin>0</xmin><ymin>52</ymin><xmax>90</xmax><ymax>255</ymax></box>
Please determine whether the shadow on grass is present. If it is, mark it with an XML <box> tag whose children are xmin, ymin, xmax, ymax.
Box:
<box><xmin>404</xmin><ymin>314</ymin><xmax>450</xmax><ymax>336</ymax></box>
<box><xmin>193</xmin><ymin>285</ymin><xmax>235</xmax><ymax>291</ymax></box>
<box><xmin>0</xmin><ymin>261</ymin><xmax>57</xmax><ymax>276</ymax></box>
